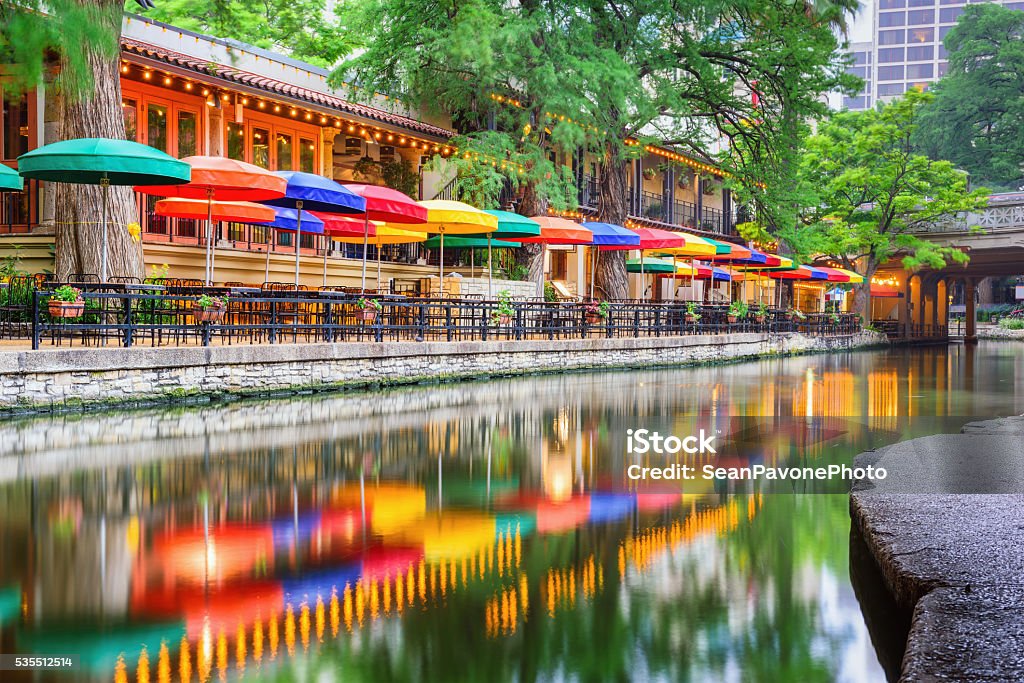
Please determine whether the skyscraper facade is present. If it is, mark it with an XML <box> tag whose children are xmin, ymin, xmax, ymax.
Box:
<box><xmin>838</xmin><ymin>0</ymin><xmax>1024</xmax><ymax>111</ymax></box>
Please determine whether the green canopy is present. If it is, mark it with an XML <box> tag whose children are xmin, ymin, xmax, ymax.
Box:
<box><xmin>480</xmin><ymin>210</ymin><xmax>542</xmax><ymax>238</ymax></box>
<box><xmin>0</xmin><ymin>164</ymin><xmax>23</xmax><ymax>191</ymax></box>
<box><xmin>423</xmin><ymin>236</ymin><xmax>520</xmax><ymax>249</ymax></box>
<box><xmin>705</xmin><ymin>238</ymin><xmax>738</xmax><ymax>255</ymax></box>
<box><xmin>17</xmin><ymin>138</ymin><xmax>191</xmax><ymax>186</ymax></box>
<box><xmin>626</xmin><ymin>257</ymin><xmax>676</xmax><ymax>274</ymax></box>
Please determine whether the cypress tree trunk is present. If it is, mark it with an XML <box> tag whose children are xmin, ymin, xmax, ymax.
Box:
<box><xmin>845</xmin><ymin>255</ymin><xmax>876</xmax><ymax>322</ymax></box>
<box><xmin>516</xmin><ymin>181</ymin><xmax>546</xmax><ymax>292</ymax></box>
<box><xmin>53</xmin><ymin>0</ymin><xmax>144</xmax><ymax>280</ymax></box>
<box><xmin>595</xmin><ymin>143</ymin><xmax>629</xmax><ymax>300</ymax></box>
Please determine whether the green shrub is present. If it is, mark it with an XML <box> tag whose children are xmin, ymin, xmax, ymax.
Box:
<box><xmin>999</xmin><ymin>318</ymin><xmax>1024</xmax><ymax>330</ymax></box>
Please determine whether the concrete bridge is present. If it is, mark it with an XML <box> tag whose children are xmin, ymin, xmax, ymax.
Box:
<box><xmin>874</xmin><ymin>193</ymin><xmax>1024</xmax><ymax>344</ymax></box>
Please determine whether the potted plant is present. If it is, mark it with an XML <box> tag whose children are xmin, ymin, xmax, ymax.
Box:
<box><xmin>355</xmin><ymin>297</ymin><xmax>383</xmax><ymax>322</ymax></box>
<box><xmin>727</xmin><ymin>300</ymin><xmax>748</xmax><ymax>324</ymax></box>
<box><xmin>584</xmin><ymin>300</ymin><xmax>610</xmax><ymax>324</ymax></box>
<box><xmin>490</xmin><ymin>290</ymin><xmax>516</xmax><ymax>325</ymax></box>
<box><xmin>195</xmin><ymin>294</ymin><xmax>228</xmax><ymax>323</ymax></box>
<box><xmin>754</xmin><ymin>302</ymin><xmax>769</xmax><ymax>323</ymax></box>
<box><xmin>685</xmin><ymin>301</ymin><xmax>701</xmax><ymax>324</ymax></box>
<box><xmin>787</xmin><ymin>308</ymin><xmax>806</xmax><ymax>322</ymax></box>
<box><xmin>642</xmin><ymin>167</ymin><xmax>656</xmax><ymax>180</ymax></box>
<box><xmin>48</xmin><ymin>285</ymin><xmax>85</xmax><ymax>319</ymax></box>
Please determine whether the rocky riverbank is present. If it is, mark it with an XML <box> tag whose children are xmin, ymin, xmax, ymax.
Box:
<box><xmin>851</xmin><ymin>415</ymin><xmax>1024</xmax><ymax>681</ymax></box>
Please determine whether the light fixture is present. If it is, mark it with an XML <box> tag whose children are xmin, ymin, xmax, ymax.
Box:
<box><xmin>185</xmin><ymin>82</ymin><xmax>193</xmax><ymax>91</ymax></box>
<box><xmin>143</xmin><ymin>71</ymin><xmax>151</xmax><ymax>80</ymax></box>
<box><xmin>258</xmin><ymin>101</ymin><xmax>265</xmax><ymax>109</ymax></box>
<box><xmin>120</xmin><ymin>64</ymin><xmax>129</xmax><ymax>74</ymax></box>
<box><xmin>274</xmin><ymin>105</ymin><xmax>281</xmax><ymax>113</ymax></box>
<box><xmin>163</xmin><ymin>76</ymin><xmax>171</xmax><ymax>86</ymax></box>
<box><xmin>241</xmin><ymin>97</ymin><xmax>249</xmax><ymax>105</ymax></box>
<box><xmin>202</xmin><ymin>88</ymin><xmax>209</xmax><ymax>96</ymax></box>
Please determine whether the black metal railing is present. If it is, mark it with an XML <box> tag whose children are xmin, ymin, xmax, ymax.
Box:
<box><xmin>22</xmin><ymin>289</ymin><xmax>862</xmax><ymax>350</ymax></box>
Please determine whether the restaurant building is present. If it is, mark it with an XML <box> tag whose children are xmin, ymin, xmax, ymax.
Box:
<box><xmin>0</xmin><ymin>15</ymin><xmax>743</xmax><ymax>296</ymax></box>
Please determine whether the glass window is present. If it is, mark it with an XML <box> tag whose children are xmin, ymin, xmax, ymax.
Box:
<box><xmin>121</xmin><ymin>98</ymin><xmax>138</xmax><ymax>142</ymax></box>
<box><xmin>939</xmin><ymin>7</ymin><xmax>962</xmax><ymax>22</ymax></box>
<box><xmin>227</xmin><ymin>123</ymin><xmax>244</xmax><ymax>161</ymax></box>
<box><xmin>907</xmin><ymin>9</ymin><xmax>935</xmax><ymax>24</ymax></box>
<box><xmin>1</xmin><ymin>94</ymin><xmax>28</xmax><ymax>160</ymax></box>
<box><xmin>938</xmin><ymin>62</ymin><xmax>949</xmax><ymax>77</ymax></box>
<box><xmin>909</xmin><ymin>27</ymin><xmax>935</xmax><ymax>43</ymax></box>
<box><xmin>878</xmin><ymin>83</ymin><xmax>905</xmax><ymax>96</ymax></box>
<box><xmin>940</xmin><ymin>0</ymin><xmax>963</xmax><ymax>4</ymax></box>
<box><xmin>847</xmin><ymin>66</ymin><xmax>868</xmax><ymax>78</ymax></box>
<box><xmin>907</xmin><ymin>63</ymin><xmax>934</xmax><ymax>79</ymax></box>
<box><xmin>879</xmin><ymin>30</ymin><xmax>906</xmax><ymax>45</ymax></box>
<box><xmin>852</xmin><ymin>51</ymin><xmax>869</xmax><ymax>65</ymax></box>
<box><xmin>909</xmin><ymin>0</ymin><xmax>933</xmax><ymax>6</ymax></box>
<box><xmin>879</xmin><ymin>47</ymin><xmax>905</xmax><ymax>63</ymax></box>
<box><xmin>878</xmin><ymin>65</ymin><xmax>905</xmax><ymax>81</ymax></box>
<box><xmin>879</xmin><ymin>11</ymin><xmax>906</xmax><ymax>27</ymax></box>
<box><xmin>939</xmin><ymin>25</ymin><xmax>953</xmax><ymax>40</ymax></box>
<box><xmin>299</xmin><ymin>138</ymin><xmax>315</xmax><ymax>173</ymax></box>
<box><xmin>907</xmin><ymin>45</ymin><xmax>934</xmax><ymax>61</ymax></box>
<box><xmin>843</xmin><ymin>96</ymin><xmax>867</xmax><ymax>109</ymax></box>
<box><xmin>880</xmin><ymin>0</ymin><xmax>905</xmax><ymax>7</ymax></box>
<box><xmin>276</xmin><ymin>132</ymin><xmax>293</xmax><ymax>171</ymax></box>
<box><xmin>146</xmin><ymin>103</ymin><xmax>168</xmax><ymax>152</ymax></box>
<box><xmin>177</xmin><ymin>110</ymin><xmax>197</xmax><ymax>157</ymax></box>
<box><xmin>251</xmin><ymin>127</ymin><xmax>270</xmax><ymax>168</ymax></box>
<box><xmin>938</xmin><ymin>45</ymin><xmax>948</xmax><ymax>59</ymax></box>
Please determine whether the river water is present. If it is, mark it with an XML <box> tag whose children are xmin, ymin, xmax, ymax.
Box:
<box><xmin>1</xmin><ymin>342</ymin><xmax>1023</xmax><ymax>683</ymax></box>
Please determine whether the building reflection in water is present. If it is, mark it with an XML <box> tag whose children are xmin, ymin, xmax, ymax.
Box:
<box><xmin>0</xmin><ymin>344</ymin><xmax>1020</xmax><ymax>682</ymax></box>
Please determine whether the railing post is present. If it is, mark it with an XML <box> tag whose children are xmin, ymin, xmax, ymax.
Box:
<box><xmin>31</xmin><ymin>289</ymin><xmax>40</xmax><ymax>350</ymax></box>
<box><xmin>269</xmin><ymin>300</ymin><xmax>278</xmax><ymax>344</ymax></box>
<box><xmin>123</xmin><ymin>294</ymin><xmax>134</xmax><ymax>348</ymax></box>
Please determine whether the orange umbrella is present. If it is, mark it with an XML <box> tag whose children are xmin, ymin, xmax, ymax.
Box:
<box><xmin>155</xmin><ymin>198</ymin><xmax>276</xmax><ymax>223</ymax></box>
<box><xmin>136</xmin><ymin>156</ymin><xmax>287</xmax><ymax>285</ymax></box>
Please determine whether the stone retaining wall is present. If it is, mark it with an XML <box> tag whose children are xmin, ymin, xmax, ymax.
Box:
<box><xmin>0</xmin><ymin>331</ymin><xmax>886</xmax><ymax>413</ymax></box>
<box><xmin>977</xmin><ymin>323</ymin><xmax>1024</xmax><ymax>340</ymax></box>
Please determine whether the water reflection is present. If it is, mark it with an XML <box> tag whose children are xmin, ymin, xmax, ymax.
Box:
<box><xmin>1</xmin><ymin>343</ymin><xmax>1023</xmax><ymax>682</ymax></box>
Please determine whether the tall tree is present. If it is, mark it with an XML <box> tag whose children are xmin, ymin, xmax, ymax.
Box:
<box><xmin>2</xmin><ymin>0</ymin><xmax>149</xmax><ymax>279</ymax></box>
<box><xmin>799</xmin><ymin>89</ymin><xmax>990</xmax><ymax>318</ymax></box>
<box><xmin>913</xmin><ymin>3</ymin><xmax>1024</xmax><ymax>191</ymax></box>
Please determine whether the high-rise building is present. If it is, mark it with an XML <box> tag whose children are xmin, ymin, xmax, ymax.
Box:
<box><xmin>835</xmin><ymin>0</ymin><xmax>1024</xmax><ymax>111</ymax></box>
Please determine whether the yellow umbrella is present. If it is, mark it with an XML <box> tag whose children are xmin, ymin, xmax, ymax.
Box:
<box><xmin>831</xmin><ymin>267</ymin><xmax>864</xmax><ymax>284</ymax></box>
<box><xmin>332</xmin><ymin>227</ymin><xmax>428</xmax><ymax>289</ymax></box>
<box><xmin>655</xmin><ymin>234</ymin><xmax>718</xmax><ymax>301</ymax></box>
<box><xmin>419</xmin><ymin>200</ymin><xmax>499</xmax><ymax>294</ymax></box>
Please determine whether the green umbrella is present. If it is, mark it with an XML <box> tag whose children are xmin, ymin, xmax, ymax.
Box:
<box><xmin>704</xmin><ymin>237</ymin><xmax>738</xmax><ymax>256</ymax></box>
<box><xmin>18</xmin><ymin>138</ymin><xmax>190</xmax><ymax>281</ymax></box>
<box><xmin>423</xmin><ymin>235</ymin><xmax>520</xmax><ymax>279</ymax></box>
<box><xmin>0</xmin><ymin>164</ymin><xmax>23</xmax><ymax>191</ymax></box>
<box><xmin>478</xmin><ymin>210</ymin><xmax>542</xmax><ymax>297</ymax></box>
<box><xmin>626</xmin><ymin>257</ymin><xmax>676</xmax><ymax>274</ymax></box>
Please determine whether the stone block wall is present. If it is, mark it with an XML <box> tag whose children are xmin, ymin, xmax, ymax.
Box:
<box><xmin>0</xmin><ymin>331</ymin><xmax>886</xmax><ymax>413</ymax></box>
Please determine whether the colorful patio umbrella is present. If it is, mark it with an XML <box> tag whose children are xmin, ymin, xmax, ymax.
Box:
<box><xmin>419</xmin><ymin>200</ymin><xmax>499</xmax><ymax>295</ymax></box>
<box><xmin>262</xmin><ymin>171</ymin><xmax>366</xmax><ymax>285</ymax></box>
<box><xmin>820</xmin><ymin>266</ymin><xmax>863</xmax><ymax>283</ymax></box>
<box><xmin>482</xmin><ymin>210</ymin><xmax>542</xmax><ymax>297</ymax></box>
<box><xmin>626</xmin><ymin>257</ymin><xmax>676</xmax><ymax>274</ymax></box>
<box><xmin>814</xmin><ymin>266</ymin><xmax>853</xmax><ymax>283</ymax></box>
<box><xmin>651</xmin><ymin>233</ymin><xmax>719</xmax><ymax>301</ymax></box>
<box><xmin>155</xmin><ymin>197</ymin><xmax>275</xmax><ymax>223</ymax></box>
<box><xmin>342</xmin><ymin>184</ymin><xmax>427</xmax><ymax>291</ymax></box>
<box><xmin>136</xmin><ymin>155</ymin><xmax>285</xmax><ymax>285</ymax></box>
<box><xmin>766</xmin><ymin>265</ymin><xmax>829</xmax><ymax>280</ymax></box>
<box><xmin>422</xmin><ymin>235</ymin><xmax>521</xmax><ymax>279</ymax></box>
<box><xmin>581</xmin><ymin>222</ymin><xmax>640</xmax><ymax>299</ymax></box>
<box><xmin>308</xmin><ymin>211</ymin><xmax>377</xmax><ymax>285</ymax></box>
<box><xmin>0</xmin><ymin>163</ymin><xmax>23</xmax><ymax>191</ymax></box>
<box><xmin>705</xmin><ymin>238</ymin><xmax>752</xmax><ymax>260</ymax></box>
<box><xmin>517</xmin><ymin>216</ymin><xmax>593</xmax><ymax>297</ymax></box>
<box><xmin>19</xmin><ymin>138</ymin><xmax>191</xmax><ymax>281</ymax></box>
<box><xmin>239</xmin><ymin>206</ymin><xmax>325</xmax><ymax>282</ymax></box>
<box><xmin>331</xmin><ymin>227</ymin><xmax>428</xmax><ymax>288</ymax></box>
<box><xmin>607</xmin><ymin>228</ymin><xmax>690</xmax><ymax>301</ymax></box>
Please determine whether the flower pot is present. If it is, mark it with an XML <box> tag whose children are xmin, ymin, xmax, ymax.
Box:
<box><xmin>586</xmin><ymin>312</ymin><xmax>605</xmax><ymax>325</ymax></box>
<box><xmin>496</xmin><ymin>314</ymin><xmax>513</xmax><ymax>325</ymax></box>
<box><xmin>727</xmin><ymin>314</ymin><xmax>738</xmax><ymax>324</ymax></box>
<box><xmin>48</xmin><ymin>300</ymin><xmax>84</xmax><ymax>319</ymax></box>
<box><xmin>685</xmin><ymin>314</ymin><xmax>699</xmax><ymax>324</ymax></box>
<box><xmin>358</xmin><ymin>308</ymin><xmax>378</xmax><ymax>322</ymax></box>
<box><xmin>196</xmin><ymin>308</ymin><xmax>226</xmax><ymax>323</ymax></box>
<box><xmin>755</xmin><ymin>315</ymin><xmax>766</xmax><ymax>324</ymax></box>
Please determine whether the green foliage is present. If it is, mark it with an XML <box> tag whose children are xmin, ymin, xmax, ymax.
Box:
<box><xmin>355</xmin><ymin>297</ymin><xmax>382</xmax><ymax>311</ymax></box>
<box><xmin>197</xmin><ymin>294</ymin><xmax>226</xmax><ymax>310</ymax></box>
<box><xmin>729</xmin><ymin>300</ymin><xmax>749</xmax><ymax>318</ymax></box>
<box><xmin>685</xmin><ymin>301</ymin><xmax>701</xmax><ymax>321</ymax></box>
<box><xmin>506</xmin><ymin>262</ymin><xmax>530</xmax><ymax>282</ymax></box>
<box><xmin>0</xmin><ymin>246</ymin><xmax>24</xmax><ymax>282</ymax></box>
<box><xmin>50</xmin><ymin>285</ymin><xmax>83</xmax><ymax>303</ymax></box>
<box><xmin>796</xmin><ymin>89</ymin><xmax>991</xmax><ymax>277</ymax></box>
<box><xmin>490</xmin><ymin>289</ymin><xmax>515</xmax><ymax>324</ymax></box>
<box><xmin>585</xmin><ymin>300</ymin><xmax>610</xmax><ymax>319</ymax></box>
<box><xmin>1</xmin><ymin>0</ymin><xmax>123</xmax><ymax>99</ymax></box>
<box><xmin>353</xmin><ymin>156</ymin><xmax>420</xmax><ymax>198</ymax></box>
<box><xmin>756</xmin><ymin>302</ymin><xmax>769</xmax><ymax>318</ymax></box>
<box><xmin>999</xmin><ymin>318</ymin><xmax>1024</xmax><ymax>330</ymax></box>
<box><xmin>129</xmin><ymin>0</ymin><xmax>355</xmax><ymax>67</ymax></box>
<box><xmin>543</xmin><ymin>281</ymin><xmax>557</xmax><ymax>303</ymax></box>
<box><xmin>914</xmin><ymin>4</ymin><xmax>1024</xmax><ymax>191</ymax></box>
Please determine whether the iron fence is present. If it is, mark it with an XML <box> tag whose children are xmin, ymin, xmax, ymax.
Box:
<box><xmin>21</xmin><ymin>289</ymin><xmax>862</xmax><ymax>350</ymax></box>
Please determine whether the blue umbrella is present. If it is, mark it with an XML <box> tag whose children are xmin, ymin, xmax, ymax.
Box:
<box><xmin>243</xmin><ymin>207</ymin><xmax>325</xmax><ymax>282</ymax></box>
<box><xmin>262</xmin><ymin>172</ymin><xmax>366</xmax><ymax>285</ymax></box>
<box><xmin>582</xmin><ymin>222</ymin><xmax>640</xmax><ymax>298</ymax></box>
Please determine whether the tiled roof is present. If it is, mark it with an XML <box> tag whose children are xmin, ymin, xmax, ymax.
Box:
<box><xmin>120</xmin><ymin>37</ymin><xmax>455</xmax><ymax>140</ymax></box>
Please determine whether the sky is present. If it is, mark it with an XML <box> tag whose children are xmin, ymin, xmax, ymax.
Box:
<box><xmin>848</xmin><ymin>0</ymin><xmax>875</xmax><ymax>44</ymax></box>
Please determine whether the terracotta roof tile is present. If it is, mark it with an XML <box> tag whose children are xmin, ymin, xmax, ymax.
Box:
<box><xmin>121</xmin><ymin>37</ymin><xmax>454</xmax><ymax>140</ymax></box>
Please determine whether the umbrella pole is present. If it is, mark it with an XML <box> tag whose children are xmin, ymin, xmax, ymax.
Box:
<box><xmin>322</xmin><ymin>237</ymin><xmax>329</xmax><ymax>287</ymax></box>
<box><xmin>640</xmin><ymin>251</ymin><xmax>646</xmax><ymax>302</ymax></box>
<box><xmin>265</xmin><ymin>229</ymin><xmax>272</xmax><ymax>283</ymax></box>
<box><xmin>672</xmin><ymin>255</ymin><xmax>677</xmax><ymax>302</ymax></box>
<box><xmin>439</xmin><ymin>232</ymin><xmax>445</xmax><ymax>296</ymax></box>
<box><xmin>205</xmin><ymin>189</ymin><xmax>214</xmax><ymax>286</ymax></box>
<box><xmin>294</xmin><ymin>201</ymin><xmax>303</xmax><ymax>287</ymax></box>
<box><xmin>487</xmin><ymin>234</ymin><xmax>493</xmax><ymax>299</ymax></box>
<box><xmin>590</xmin><ymin>247</ymin><xmax>595</xmax><ymax>300</ymax></box>
<box><xmin>100</xmin><ymin>176</ymin><xmax>109</xmax><ymax>282</ymax></box>
<box><xmin>360</xmin><ymin>215</ymin><xmax>369</xmax><ymax>293</ymax></box>
<box><xmin>470</xmin><ymin>248</ymin><xmax>474</xmax><ymax>278</ymax></box>
<box><xmin>376</xmin><ymin>245</ymin><xmax>382</xmax><ymax>290</ymax></box>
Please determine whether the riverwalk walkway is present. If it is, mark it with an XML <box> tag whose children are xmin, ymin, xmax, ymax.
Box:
<box><xmin>852</xmin><ymin>416</ymin><xmax>1024</xmax><ymax>682</ymax></box>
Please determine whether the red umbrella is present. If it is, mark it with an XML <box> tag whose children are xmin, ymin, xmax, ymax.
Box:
<box><xmin>137</xmin><ymin>157</ymin><xmax>287</xmax><ymax>285</ymax></box>
<box><xmin>309</xmin><ymin>212</ymin><xmax>379</xmax><ymax>285</ymax></box>
<box><xmin>155</xmin><ymin>198</ymin><xmax>276</xmax><ymax>224</ymax></box>
<box><xmin>342</xmin><ymin>184</ymin><xmax>427</xmax><ymax>291</ymax></box>
<box><xmin>609</xmin><ymin>228</ymin><xmax>689</xmax><ymax>301</ymax></box>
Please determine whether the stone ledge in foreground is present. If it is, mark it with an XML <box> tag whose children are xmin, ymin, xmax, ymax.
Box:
<box><xmin>851</xmin><ymin>416</ymin><xmax>1024</xmax><ymax>682</ymax></box>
